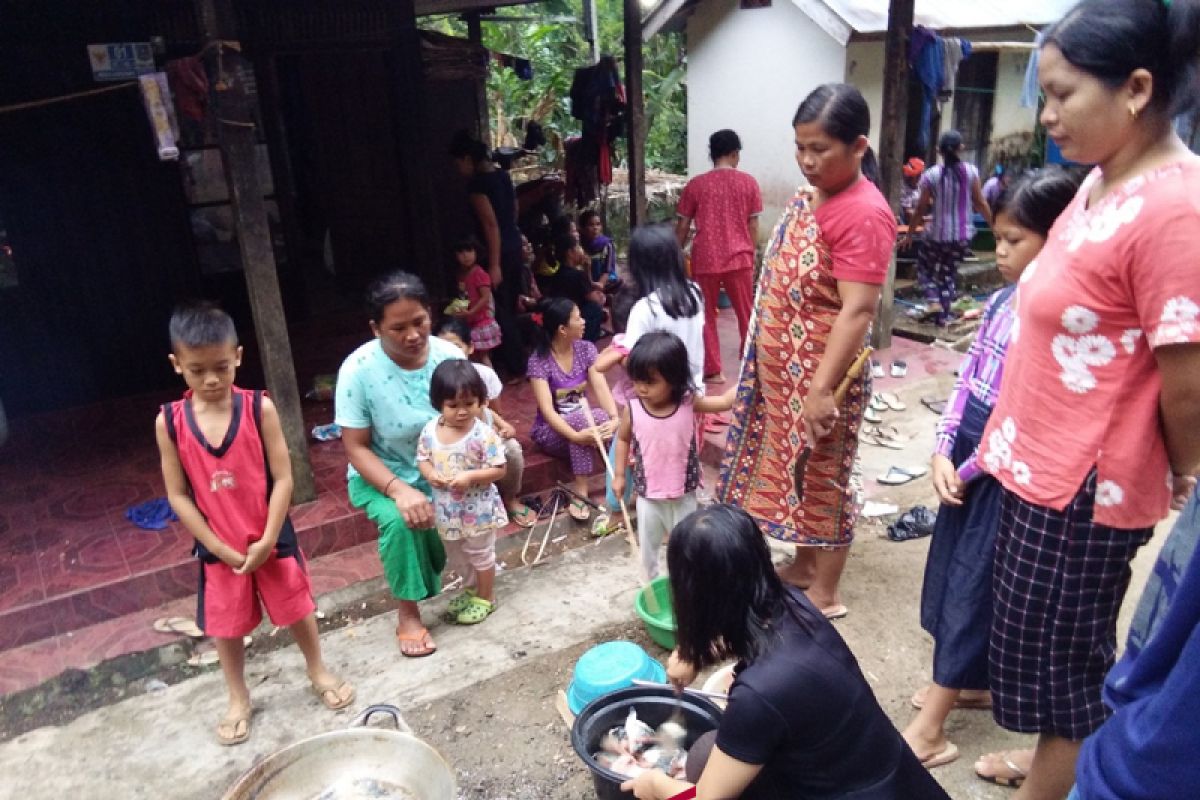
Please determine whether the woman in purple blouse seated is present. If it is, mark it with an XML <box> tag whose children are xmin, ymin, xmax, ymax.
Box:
<box><xmin>901</xmin><ymin>167</ymin><xmax>1083</xmax><ymax>770</ymax></box>
<box><xmin>526</xmin><ymin>297</ymin><xmax>619</xmax><ymax>522</ymax></box>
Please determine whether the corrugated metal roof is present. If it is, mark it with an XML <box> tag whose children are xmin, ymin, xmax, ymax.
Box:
<box><xmin>820</xmin><ymin>0</ymin><xmax>1077</xmax><ymax>34</ymax></box>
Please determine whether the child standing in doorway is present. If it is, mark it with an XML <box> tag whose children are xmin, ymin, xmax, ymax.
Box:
<box><xmin>611</xmin><ymin>331</ymin><xmax>736</xmax><ymax>578</ymax></box>
<box><xmin>451</xmin><ymin>237</ymin><xmax>502</xmax><ymax>367</ymax></box>
<box><xmin>417</xmin><ymin>360</ymin><xmax>508</xmax><ymax>624</ymax></box>
<box><xmin>902</xmin><ymin>167</ymin><xmax>1083</xmax><ymax>769</ymax></box>
<box><xmin>156</xmin><ymin>303</ymin><xmax>353</xmax><ymax>747</ymax></box>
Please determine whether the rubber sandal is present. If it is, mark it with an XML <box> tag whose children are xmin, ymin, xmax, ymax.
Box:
<box><xmin>911</xmin><ymin>686</ymin><xmax>991</xmax><ymax>710</ymax></box>
<box><xmin>567</xmin><ymin>499</ymin><xmax>590</xmax><ymax>522</ymax></box>
<box><xmin>877</xmin><ymin>465</ymin><xmax>927</xmax><ymax>486</ymax></box>
<box><xmin>508</xmin><ymin>504</ymin><xmax>537</xmax><ymax>528</ymax></box>
<box><xmin>444</xmin><ymin>589</ymin><xmax>478</xmax><ymax>620</ymax></box>
<box><xmin>455</xmin><ymin>595</ymin><xmax>496</xmax><ymax>625</ymax></box>
<box><xmin>874</xmin><ymin>424</ymin><xmax>911</xmax><ymax>443</ymax></box>
<box><xmin>871</xmin><ymin>360</ymin><xmax>886</xmax><ymax>379</ymax></box>
<box><xmin>921</xmin><ymin>396</ymin><xmax>947</xmax><ymax>414</ymax></box>
<box><xmin>921</xmin><ymin>742</ymin><xmax>960</xmax><ymax>769</ymax></box>
<box><xmin>861</xmin><ymin>431</ymin><xmax>905</xmax><ymax>450</ymax></box>
<box><xmin>396</xmin><ymin>626</ymin><xmax>437</xmax><ymax>657</ymax></box>
<box><xmin>975</xmin><ymin>751</ymin><xmax>1028</xmax><ymax>788</ymax></box>
<box><xmin>216</xmin><ymin>710</ymin><xmax>252</xmax><ymax>746</ymax></box>
<box><xmin>878</xmin><ymin>391</ymin><xmax>906</xmax><ymax>411</ymax></box>
<box><xmin>152</xmin><ymin>616</ymin><xmax>204</xmax><ymax>638</ymax></box>
<box><xmin>891</xmin><ymin>360</ymin><xmax>908</xmax><ymax>378</ymax></box>
<box><xmin>311</xmin><ymin>678</ymin><xmax>356</xmax><ymax>710</ymax></box>
<box><xmin>863</xmin><ymin>407</ymin><xmax>883</xmax><ymax>424</ymax></box>
<box><xmin>187</xmin><ymin>650</ymin><xmax>220</xmax><ymax>667</ymax></box>
<box><xmin>870</xmin><ymin>393</ymin><xmax>889</xmax><ymax>412</ymax></box>
<box><xmin>822</xmin><ymin>604</ymin><xmax>849</xmax><ymax>620</ymax></box>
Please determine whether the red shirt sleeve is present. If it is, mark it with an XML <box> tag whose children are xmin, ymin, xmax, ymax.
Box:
<box><xmin>1129</xmin><ymin>190</ymin><xmax>1200</xmax><ymax>349</ymax></box>
<box><xmin>466</xmin><ymin>266</ymin><xmax>492</xmax><ymax>293</ymax></box>
<box><xmin>821</xmin><ymin>183</ymin><xmax>896</xmax><ymax>285</ymax></box>
<box><xmin>748</xmin><ymin>175</ymin><xmax>763</xmax><ymax>216</ymax></box>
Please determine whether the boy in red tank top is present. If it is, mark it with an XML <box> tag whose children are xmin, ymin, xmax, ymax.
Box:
<box><xmin>156</xmin><ymin>304</ymin><xmax>354</xmax><ymax>746</ymax></box>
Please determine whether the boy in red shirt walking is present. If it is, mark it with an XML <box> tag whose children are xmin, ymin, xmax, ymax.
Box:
<box><xmin>156</xmin><ymin>304</ymin><xmax>354</xmax><ymax>745</ymax></box>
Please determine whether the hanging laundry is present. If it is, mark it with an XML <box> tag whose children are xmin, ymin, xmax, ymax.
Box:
<box><xmin>1020</xmin><ymin>30</ymin><xmax>1046</xmax><ymax>109</ymax></box>
<box><xmin>166</xmin><ymin>56</ymin><xmax>208</xmax><ymax>122</ymax></box>
<box><xmin>908</xmin><ymin>27</ymin><xmax>972</xmax><ymax>152</ymax></box>
<box><xmin>490</xmin><ymin>51</ymin><xmax>533</xmax><ymax>81</ymax></box>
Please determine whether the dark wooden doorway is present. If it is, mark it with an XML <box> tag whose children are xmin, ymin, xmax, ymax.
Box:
<box><xmin>0</xmin><ymin>88</ymin><xmax>197</xmax><ymax>416</ymax></box>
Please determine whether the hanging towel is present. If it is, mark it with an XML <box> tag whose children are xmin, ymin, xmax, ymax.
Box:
<box><xmin>1020</xmin><ymin>30</ymin><xmax>1046</xmax><ymax>108</ymax></box>
<box><xmin>942</xmin><ymin>38</ymin><xmax>971</xmax><ymax>96</ymax></box>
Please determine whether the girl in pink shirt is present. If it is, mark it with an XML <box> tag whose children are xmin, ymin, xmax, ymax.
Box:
<box><xmin>451</xmin><ymin>237</ymin><xmax>502</xmax><ymax>367</ymax></box>
<box><xmin>971</xmin><ymin>2</ymin><xmax>1200</xmax><ymax>794</ymax></box>
<box><xmin>611</xmin><ymin>332</ymin><xmax>736</xmax><ymax>579</ymax></box>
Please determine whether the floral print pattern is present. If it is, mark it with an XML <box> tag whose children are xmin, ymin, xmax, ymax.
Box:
<box><xmin>1151</xmin><ymin>296</ymin><xmax>1199</xmax><ymax>347</ymax></box>
<box><xmin>417</xmin><ymin>418</ymin><xmax>508</xmax><ymax>540</ymax></box>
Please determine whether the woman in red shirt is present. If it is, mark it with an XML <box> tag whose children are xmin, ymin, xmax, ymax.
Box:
<box><xmin>675</xmin><ymin>129</ymin><xmax>763</xmax><ymax>383</ymax></box>
<box><xmin>718</xmin><ymin>84</ymin><xmax>895</xmax><ymax>619</ymax></box>
<box><xmin>972</xmin><ymin>1</ymin><xmax>1200</xmax><ymax>796</ymax></box>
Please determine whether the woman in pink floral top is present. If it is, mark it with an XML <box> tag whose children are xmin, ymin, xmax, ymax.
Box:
<box><xmin>971</xmin><ymin>1</ymin><xmax>1200</xmax><ymax>794</ymax></box>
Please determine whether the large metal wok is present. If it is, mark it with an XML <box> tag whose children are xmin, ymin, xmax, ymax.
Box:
<box><xmin>221</xmin><ymin>705</ymin><xmax>455</xmax><ymax>800</ymax></box>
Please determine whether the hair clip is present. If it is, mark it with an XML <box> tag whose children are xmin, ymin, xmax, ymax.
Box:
<box><xmin>531</xmin><ymin>312</ymin><xmax>544</xmax><ymax>325</ymax></box>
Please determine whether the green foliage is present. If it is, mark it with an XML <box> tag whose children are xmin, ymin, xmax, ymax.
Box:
<box><xmin>422</xmin><ymin>0</ymin><xmax>686</xmax><ymax>173</ymax></box>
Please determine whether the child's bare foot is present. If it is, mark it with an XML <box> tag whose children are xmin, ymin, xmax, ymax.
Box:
<box><xmin>217</xmin><ymin>698</ymin><xmax>253</xmax><ymax>746</ymax></box>
<box><xmin>395</xmin><ymin>618</ymin><xmax>436</xmax><ymax>658</ymax></box>
<box><xmin>308</xmin><ymin>667</ymin><xmax>355</xmax><ymax>710</ymax></box>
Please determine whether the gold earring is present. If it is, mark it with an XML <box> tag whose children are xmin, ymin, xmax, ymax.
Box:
<box><xmin>1129</xmin><ymin>104</ymin><xmax>1139</xmax><ymax>120</ymax></box>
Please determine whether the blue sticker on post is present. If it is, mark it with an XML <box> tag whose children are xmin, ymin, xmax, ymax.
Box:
<box><xmin>87</xmin><ymin>42</ymin><xmax>156</xmax><ymax>81</ymax></box>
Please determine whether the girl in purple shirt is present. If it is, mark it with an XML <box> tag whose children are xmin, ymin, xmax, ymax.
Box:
<box><xmin>527</xmin><ymin>297</ymin><xmax>619</xmax><ymax>522</ymax></box>
<box><xmin>902</xmin><ymin>167</ymin><xmax>1082</xmax><ymax>770</ymax></box>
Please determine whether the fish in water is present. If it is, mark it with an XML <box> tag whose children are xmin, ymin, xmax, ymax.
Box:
<box><xmin>593</xmin><ymin>708</ymin><xmax>689</xmax><ymax>780</ymax></box>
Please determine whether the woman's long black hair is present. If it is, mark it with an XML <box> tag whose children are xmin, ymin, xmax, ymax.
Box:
<box><xmin>528</xmin><ymin>296</ymin><xmax>576</xmax><ymax>356</ymax></box>
<box><xmin>1044</xmin><ymin>0</ymin><xmax>1200</xmax><ymax>117</ymax></box>
<box><xmin>792</xmin><ymin>83</ymin><xmax>881</xmax><ymax>189</ymax></box>
<box><xmin>627</xmin><ymin>224</ymin><xmax>702</xmax><ymax>320</ymax></box>
<box><xmin>936</xmin><ymin>129</ymin><xmax>969</xmax><ymax>205</ymax></box>
<box><xmin>668</xmin><ymin>505</ymin><xmax>815</xmax><ymax>669</ymax></box>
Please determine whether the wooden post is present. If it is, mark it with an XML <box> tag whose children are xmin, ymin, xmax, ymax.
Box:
<box><xmin>623</xmin><ymin>0</ymin><xmax>647</xmax><ymax>227</ymax></box>
<box><xmin>465</xmin><ymin>12</ymin><xmax>491</xmax><ymax>144</ymax></box>
<box><xmin>871</xmin><ymin>0</ymin><xmax>915</xmax><ymax>351</ymax></box>
<box><xmin>196</xmin><ymin>0</ymin><xmax>317</xmax><ymax>503</ymax></box>
<box><xmin>583</xmin><ymin>0</ymin><xmax>600</xmax><ymax>64</ymax></box>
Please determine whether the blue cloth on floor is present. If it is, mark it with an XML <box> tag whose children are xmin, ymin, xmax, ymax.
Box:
<box><xmin>126</xmin><ymin>497</ymin><xmax>178</xmax><ymax>531</ymax></box>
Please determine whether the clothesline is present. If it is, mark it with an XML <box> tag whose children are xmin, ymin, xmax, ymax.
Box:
<box><xmin>0</xmin><ymin>82</ymin><xmax>136</xmax><ymax>115</ymax></box>
<box><xmin>969</xmin><ymin>41</ymin><xmax>1036</xmax><ymax>53</ymax></box>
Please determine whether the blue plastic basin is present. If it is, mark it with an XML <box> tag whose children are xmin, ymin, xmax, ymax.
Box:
<box><xmin>566</xmin><ymin>641</ymin><xmax>667</xmax><ymax>715</ymax></box>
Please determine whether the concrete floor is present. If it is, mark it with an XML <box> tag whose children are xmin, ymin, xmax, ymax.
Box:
<box><xmin>0</xmin><ymin>363</ymin><xmax>1176</xmax><ymax>800</ymax></box>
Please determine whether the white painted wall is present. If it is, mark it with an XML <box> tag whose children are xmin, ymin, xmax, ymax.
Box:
<box><xmin>844</xmin><ymin>40</ymin><xmax>885</xmax><ymax>147</ymax></box>
<box><xmin>992</xmin><ymin>50</ymin><xmax>1037</xmax><ymax>139</ymax></box>
<box><xmin>686</xmin><ymin>0</ymin><xmax>847</xmax><ymax>226</ymax></box>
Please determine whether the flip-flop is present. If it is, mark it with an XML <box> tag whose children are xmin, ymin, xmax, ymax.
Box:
<box><xmin>822</xmin><ymin>604</ymin><xmax>849</xmax><ymax>620</ymax></box>
<box><xmin>396</xmin><ymin>626</ymin><xmax>437</xmax><ymax>658</ymax></box>
<box><xmin>861</xmin><ymin>431</ymin><xmax>905</xmax><ymax>450</ymax></box>
<box><xmin>152</xmin><ymin>616</ymin><xmax>204</xmax><ymax>638</ymax></box>
<box><xmin>187</xmin><ymin>650</ymin><xmax>220</xmax><ymax>667</ymax></box>
<box><xmin>311</xmin><ymin>678</ymin><xmax>356</xmax><ymax>710</ymax></box>
<box><xmin>891</xmin><ymin>360</ymin><xmax>908</xmax><ymax>378</ymax></box>
<box><xmin>508</xmin><ymin>504</ymin><xmax>537</xmax><ymax>529</ymax></box>
<box><xmin>873</xmin><ymin>424</ymin><xmax>911</xmax><ymax>443</ymax></box>
<box><xmin>216</xmin><ymin>710</ymin><xmax>252</xmax><ymax>746</ymax></box>
<box><xmin>877</xmin><ymin>465</ymin><xmax>928</xmax><ymax>486</ymax></box>
<box><xmin>921</xmin><ymin>742</ymin><xmax>960</xmax><ymax>769</ymax></box>
<box><xmin>870</xmin><ymin>394</ymin><xmax>889</xmax><ymax>412</ymax></box>
<box><xmin>567</xmin><ymin>499</ymin><xmax>590</xmax><ymax>522</ymax></box>
<box><xmin>878</xmin><ymin>392</ymin><xmax>907</xmax><ymax>411</ymax></box>
<box><xmin>911</xmin><ymin>686</ymin><xmax>991</xmax><ymax>710</ymax></box>
<box><xmin>921</xmin><ymin>396</ymin><xmax>947</xmax><ymax>414</ymax></box>
<box><xmin>975</xmin><ymin>751</ymin><xmax>1028</xmax><ymax>788</ymax></box>
<box><xmin>864</xmin><ymin>407</ymin><xmax>883</xmax><ymax>424</ymax></box>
